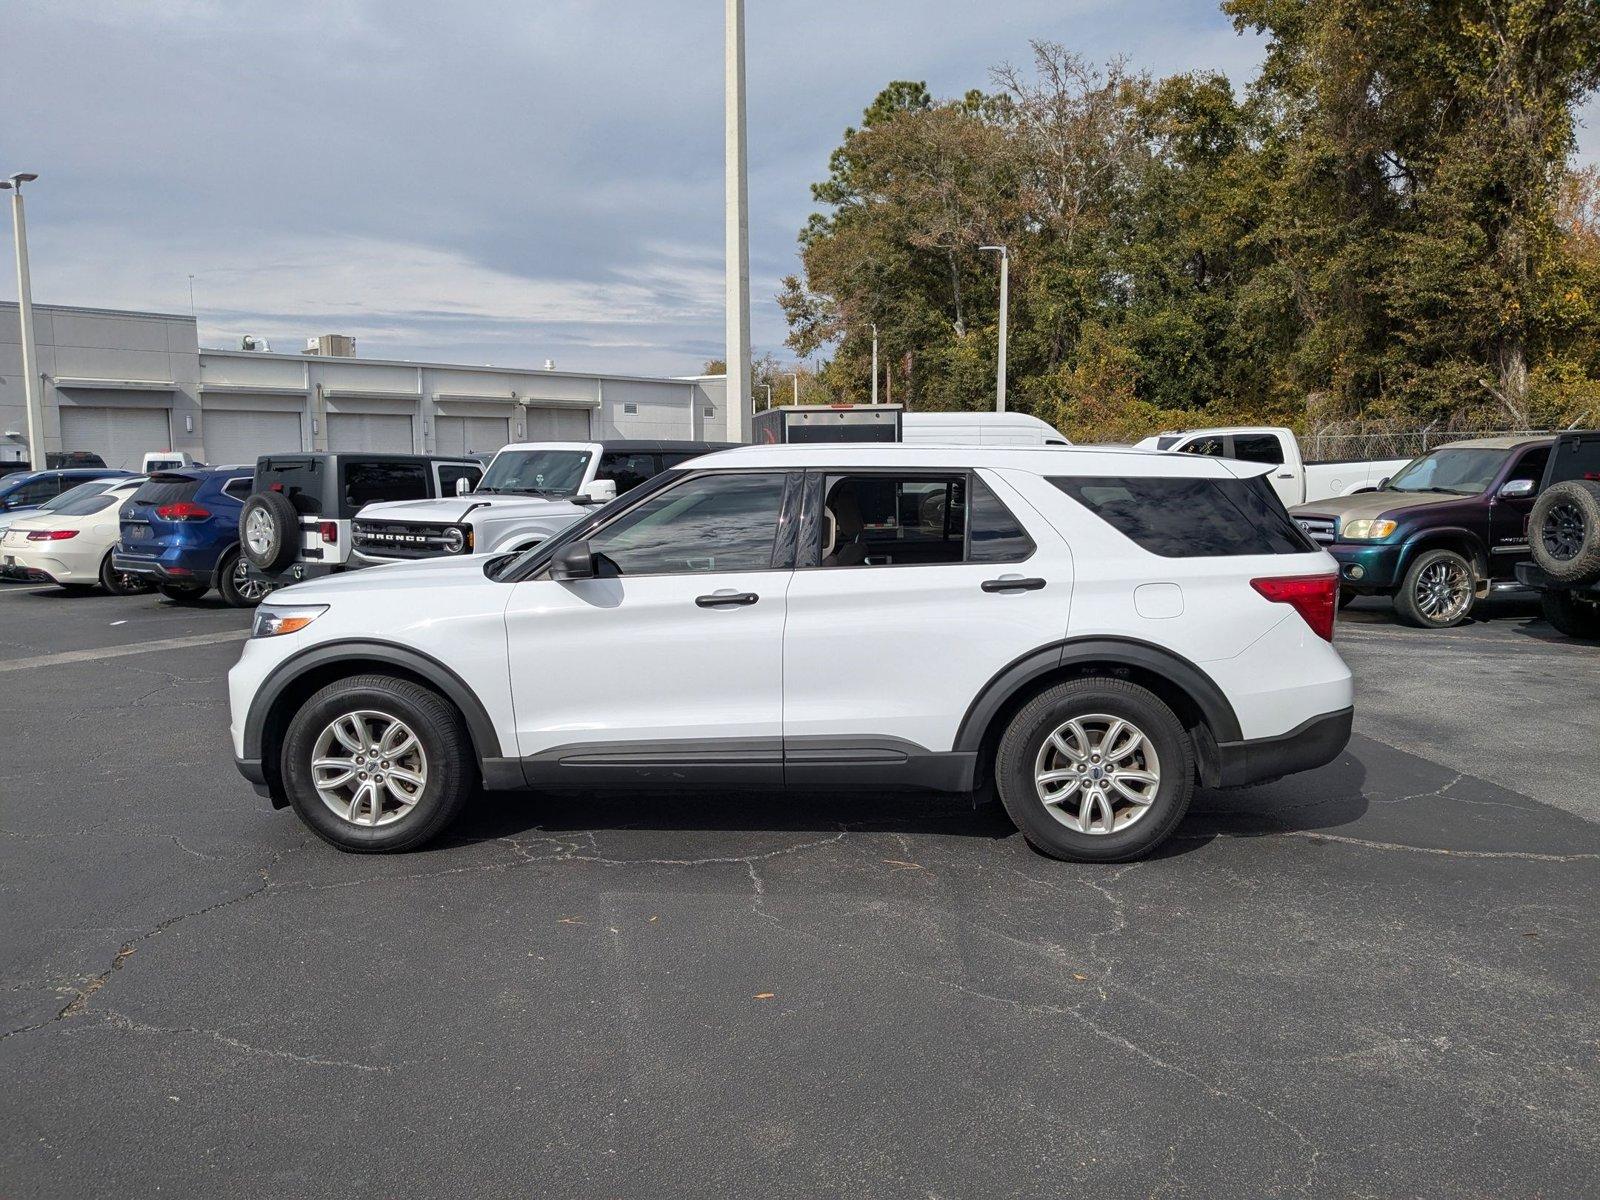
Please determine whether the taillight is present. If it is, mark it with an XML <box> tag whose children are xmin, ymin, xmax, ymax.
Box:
<box><xmin>156</xmin><ymin>501</ymin><xmax>211</xmax><ymax>521</ymax></box>
<box><xmin>319</xmin><ymin>521</ymin><xmax>338</xmax><ymax>544</ymax></box>
<box><xmin>1251</xmin><ymin>574</ymin><xmax>1338</xmax><ymax>642</ymax></box>
<box><xmin>26</xmin><ymin>529</ymin><xmax>79</xmax><ymax>541</ymax></box>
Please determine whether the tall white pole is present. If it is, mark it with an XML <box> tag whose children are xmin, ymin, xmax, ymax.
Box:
<box><xmin>980</xmin><ymin>244</ymin><xmax>1008</xmax><ymax>413</ymax></box>
<box><xmin>7</xmin><ymin>182</ymin><xmax>45</xmax><ymax>469</ymax></box>
<box><xmin>724</xmin><ymin>0</ymin><xmax>752</xmax><ymax>442</ymax></box>
<box><xmin>792</xmin><ymin>371</ymin><xmax>799</xmax><ymax>404</ymax></box>
<box><xmin>870</xmin><ymin>323</ymin><xmax>879</xmax><ymax>405</ymax></box>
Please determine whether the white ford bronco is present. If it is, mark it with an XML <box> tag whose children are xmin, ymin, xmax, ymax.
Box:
<box><xmin>349</xmin><ymin>439</ymin><xmax>731</xmax><ymax>565</ymax></box>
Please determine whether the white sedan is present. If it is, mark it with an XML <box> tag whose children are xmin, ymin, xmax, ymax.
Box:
<box><xmin>0</xmin><ymin>476</ymin><xmax>151</xmax><ymax>594</ymax></box>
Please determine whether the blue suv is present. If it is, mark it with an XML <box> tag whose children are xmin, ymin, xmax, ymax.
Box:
<box><xmin>114</xmin><ymin>468</ymin><xmax>269</xmax><ymax>607</ymax></box>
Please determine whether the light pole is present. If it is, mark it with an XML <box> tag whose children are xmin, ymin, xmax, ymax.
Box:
<box><xmin>763</xmin><ymin>383</ymin><xmax>772</xmax><ymax>411</ymax></box>
<box><xmin>1</xmin><ymin>173</ymin><xmax>44</xmax><ymax>468</ymax></box>
<box><xmin>870</xmin><ymin>323</ymin><xmax>879</xmax><ymax>405</ymax></box>
<box><xmin>724</xmin><ymin>0</ymin><xmax>752</xmax><ymax>442</ymax></box>
<box><xmin>979</xmin><ymin>244</ymin><xmax>1008</xmax><ymax>413</ymax></box>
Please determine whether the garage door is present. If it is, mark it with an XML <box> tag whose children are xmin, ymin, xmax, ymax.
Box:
<box><xmin>436</xmin><ymin>415</ymin><xmax>510</xmax><ymax>457</ymax></box>
<box><xmin>328</xmin><ymin>413</ymin><xmax>413</xmax><ymax>453</ymax></box>
<box><xmin>524</xmin><ymin>407</ymin><xmax>591</xmax><ymax>441</ymax></box>
<box><xmin>58</xmin><ymin>406</ymin><xmax>172</xmax><ymax>471</ymax></box>
<box><xmin>203</xmin><ymin>410</ymin><xmax>303</xmax><ymax>467</ymax></box>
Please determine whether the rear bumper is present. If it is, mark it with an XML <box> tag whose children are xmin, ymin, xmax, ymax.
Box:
<box><xmin>113</xmin><ymin>546</ymin><xmax>221</xmax><ymax>584</ymax></box>
<box><xmin>1206</xmin><ymin>707</ymin><xmax>1353</xmax><ymax>788</ymax></box>
<box><xmin>1516</xmin><ymin>562</ymin><xmax>1600</xmax><ymax>594</ymax></box>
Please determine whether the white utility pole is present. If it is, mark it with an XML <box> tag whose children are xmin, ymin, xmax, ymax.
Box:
<box><xmin>1</xmin><ymin>173</ymin><xmax>44</xmax><ymax>468</ymax></box>
<box><xmin>980</xmin><ymin>244</ymin><xmax>1008</xmax><ymax>413</ymax></box>
<box><xmin>792</xmin><ymin>371</ymin><xmax>799</xmax><ymax>404</ymax></box>
<box><xmin>870</xmin><ymin>323</ymin><xmax>879</xmax><ymax>404</ymax></box>
<box><xmin>724</xmin><ymin>0</ymin><xmax>752</xmax><ymax>442</ymax></box>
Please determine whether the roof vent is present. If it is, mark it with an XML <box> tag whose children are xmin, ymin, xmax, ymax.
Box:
<box><xmin>304</xmin><ymin>334</ymin><xmax>357</xmax><ymax>357</ymax></box>
<box><xmin>240</xmin><ymin>334</ymin><xmax>272</xmax><ymax>352</ymax></box>
<box><xmin>543</xmin><ymin>359</ymin><xmax>556</xmax><ymax>371</ymax></box>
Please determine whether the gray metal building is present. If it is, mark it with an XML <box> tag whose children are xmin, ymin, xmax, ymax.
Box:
<box><xmin>0</xmin><ymin>302</ymin><xmax>730</xmax><ymax>470</ymax></box>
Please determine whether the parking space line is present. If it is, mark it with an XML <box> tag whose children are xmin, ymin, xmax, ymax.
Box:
<box><xmin>0</xmin><ymin>630</ymin><xmax>250</xmax><ymax>673</ymax></box>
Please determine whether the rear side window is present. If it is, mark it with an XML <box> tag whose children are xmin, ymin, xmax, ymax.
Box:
<box><xmin>222</xmin><ymin>476</ymin><xmax>253</xmax><ymax>500</ymax></box>
<box><xmin>129</xmin><ymin>477</ymin><xmax>201</xmax><ymax>506</ymax></box>
<box><xmin>1542</xmin><ymin>435</ymin><xmax>1600</xmax><ymax>487</ymax></box>
<box><xmin>257</xmin><ymin>458</ymin><xmax>324</xmax><ymax>515</ymax></box>
<box><xmin>1051</xmin><ymin>475</ymin><xmax>1315</xmax><ymax>557</ymax></box>
<box><xmin>1231</xmin><ymin>434</ymin><xmax>1284</xmax><ymax>466</ymax></box>
<box><xmin>342</xmin><ymin>462</ymin><xmax>430</xmax><ymax>510</ymax></box>
<box><xmin>597</xmin><ymin>451</ymin><xmax>657</xmax><ymax>494</ymax></box>
<box><xmin>968</xmin><ymin>476</ymin><xmax>1035</xmax><ymax>563</ymax></box>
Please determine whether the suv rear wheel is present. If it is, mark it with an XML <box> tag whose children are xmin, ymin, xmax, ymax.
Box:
<box><xmin>1541</xmin><ymin>589</ymin><xmax>1600</xmax><ymax>640</ymax></box>
<box><xmin>281</xmin><ymin>674</ymin><xmax>474</xmax><ymax>852</ymax></box>
<box><xmin>1395</xmin><ymin>548</ymin><xmax>1475</xmax><ymax>629</ymax></box>
<box><xmin>217</xmin><ymin>550</ymin><xmax>269</xmax><ymax>608</ymax></box>
<box><xmin>995</xmin><ymin>678</ymin><xmax>1194</xmax><ymax>863</ymax></box>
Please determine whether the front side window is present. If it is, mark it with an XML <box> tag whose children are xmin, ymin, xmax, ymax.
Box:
<box><xmin>1231</xmin><ymin>434</ymin><xmax>1285</xmax><ymax>466</ymax></box>
<box><xmin>1052</xmin><ymin>475</ymin><xmax>1314</xmax><ymax>557</ymax></box>
<box><xmin>584</xmin><ymin>472</ymin><xmax>786</xmax><ymax>576</ymax></box>
<box><xmin>1503</xmin><ymin>447</ymin><xmax>1550</xmax><ymax>487</ymax></box>
<box><xmin>3</xmin><ymin>477</ymin><xmax>59</xmax><ymax>507</ymax></box>
<box><xmin>477</xmin><ymin>449</ymin><xmax>592</xmax><ymax>497</ymax></box>
<box><xmin>342</xmin><ymin>462</ymin><xmax>430</xmax><ymax>509</ymax></box>
<box><xmin>596</xmin><ymin>452</ymin><xmax>656</xmax><ymax>494</ymax></box>
<box><xmin>1385</xmin><ymin>448</ymin><xmax>1509</xmax><ymax>496</ymax></box>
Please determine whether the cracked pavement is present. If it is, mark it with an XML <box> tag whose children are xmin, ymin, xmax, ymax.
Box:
<box><xmin>1</xmin><ymin>582</ymin><xmax>1597</xmax><ymax>1197</ymax></box>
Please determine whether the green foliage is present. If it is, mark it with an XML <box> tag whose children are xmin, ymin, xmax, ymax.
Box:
<box><xmin>782</xmin><ymin>10</ymin><xmax>1600</xmax><ymax>439</ymax></box>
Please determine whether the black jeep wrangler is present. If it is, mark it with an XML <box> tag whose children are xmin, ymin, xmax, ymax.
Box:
<box><xmin>1515</xmin><ymin>430</ymin><xmax>1600</xmax><ymax>639</ymax></box>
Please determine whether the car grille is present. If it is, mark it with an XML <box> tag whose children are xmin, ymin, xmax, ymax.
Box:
<box><xmin>352</xmin><ymin>521</ymin><xmax>458</xmax><ymax>559</ymax></box>
<box><xmin>1294</xmin><ymin>515</ymin><xmax>1337</xmax><ymax>545</ymax></box>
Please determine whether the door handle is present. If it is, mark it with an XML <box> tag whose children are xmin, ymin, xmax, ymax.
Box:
<box><xmin>1276</xmin><ymin>472</ymin><xmax>1294</xmax><ymax>479</ymax></box>
<box><xmin>695</xmin><ymin>591</ymin><xmax>759</xmax><ymax>608</ymax></box>
<box><xmin>981</xmin><ymin>577</ymin><xmax>1046</xmax><ymax>593</ymax></box>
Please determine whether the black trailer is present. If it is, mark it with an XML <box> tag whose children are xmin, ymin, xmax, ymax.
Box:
<box><xmin>752</xmin><ymin>404</ymin><xmax>903</xmax><ymax>445</ymax></box>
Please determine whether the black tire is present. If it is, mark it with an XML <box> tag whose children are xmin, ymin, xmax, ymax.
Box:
<box><xmin>1541</xmin><ymin>589</ymin><xmax>1600</xmax><ymax>640</ymax></box>
<box><xmin>281</xmin><ymin>674</ymin><xmax>475</xmax><ymax>853</ymax></box>
<box><xmin>1394</xmin><ymin>548</ymin><xmax>1476</xmax><ymax>629</ymax></box>
<box><xmin>158</xmin><ymin>583</ymin><xmax>208</xmax><ymax>603</ymax></box>
<box><xmin>994</xmin><ymin>677</ymin><xmax>1195</xmax><ymax>864</ymax></box>
<box><xmin>239</xmin><ymin>491</ymin><xmax>300</xmax><ymax>572</ymax></box>
<box><xmin>217</xmin><ymin>549</ymin><xmax>269</xmax><ymax>608</ymax></box>
<box><xmin>98</xmin><ymin>551</ymin><xmax>148</xmax><ymax>596</ymax></box>
<box><xmin>1529</xmin><ymin>480</ymin><xmax>1600</xmax><ymax>584</ymax></box>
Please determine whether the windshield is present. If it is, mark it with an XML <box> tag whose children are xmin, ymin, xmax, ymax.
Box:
<box><xmin>1385</xmin><ymin>448</ymin><xmax>1510</xmax><ymax>495</ymax></box>
<box><xmin>477</xmin><ymin>449</ymin><xmax>593</xmax><ymax>497</ymax></box>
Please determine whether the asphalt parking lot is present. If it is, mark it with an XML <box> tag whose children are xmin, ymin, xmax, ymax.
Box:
<box><xmin>2</xmin><ymin>582</ymin><xmax>1597</xmax><ymax>1198</ymax></box>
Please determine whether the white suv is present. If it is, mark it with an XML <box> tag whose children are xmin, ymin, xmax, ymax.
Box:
<box><xmin>229</xmin><ymin>444</ymin><xmax>1354</xmax><ymax>862</ymax></box>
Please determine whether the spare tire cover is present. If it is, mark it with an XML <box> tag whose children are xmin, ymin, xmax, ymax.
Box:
<box><xmin>240</xmin><ymin>491</ymin><xmax>301</xmax><ymax>572</ymax></box>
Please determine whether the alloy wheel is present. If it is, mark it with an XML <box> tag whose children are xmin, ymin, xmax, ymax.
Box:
<box><xmin>231</xmin><ymin>557</ymin><xmax>271</xmax><ymax>602</ymax></box>
<box><xmin>310</xmin><ymin>710</ymin><xmax>428</xmax><ymax>827</ymax></box>
<box><xmin>1540</xmin><ymin>502</ymin><xmax>1584</xmax><ymax>563</ymax></box>
<box><xmin>1415</xmin><ymin>559</ymin><xmax>1472</xmax><ymax>622</ymax></box>
<box><xmin>244</xmin><ymin>508</ymin><xmax>275</xmax><ymax>559</ymax></box>
<box><xmin>1034</xmin><ymin>713</ymin><xmax>1162</xmax><ymax>835</ymax></box>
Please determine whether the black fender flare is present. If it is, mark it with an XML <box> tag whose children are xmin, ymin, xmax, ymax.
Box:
<box><xmin>1395</xmin><ymin>527</ymin><xmax>1489</xmax><ymax>580</ymax></box>
<box><xmin>243</xmin><ymin>639</ymin><xmax>504</xmax><ymax>766</ymax></box>
<box><xmin>952</xmin><ymin>636</ymin><xmax>1243</xmax><ymax>754</ymax></box>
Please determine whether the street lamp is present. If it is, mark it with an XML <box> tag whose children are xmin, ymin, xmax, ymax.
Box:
<box><xmin>0</xmin><ymin>173</ymin><xmax>44</xmax><ymax>468</ymax></box>
<box><xmin>870</xmin><ymin>323</ymin><xmax>879</xmax><ymax>405</ymax></box>
<box><xmin>979</xmin><ymin>244</ymin><xmax>1008</xmax><ymax>413</ymax></box>
<box><xmin>724</xmin><ymin>0</ymin><xmax>752</xmax><ymax>442</ymax></box>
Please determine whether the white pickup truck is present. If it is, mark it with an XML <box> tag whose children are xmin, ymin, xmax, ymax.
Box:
<box><xmin>1133</xmin><ymin>425</ymin><xmax>1409</xmax><ymax>507</ymax></box>
<box><xmin>348</xmin><ymin>439</ymin><xmax>731</xmax><ymax>567</ymax></box>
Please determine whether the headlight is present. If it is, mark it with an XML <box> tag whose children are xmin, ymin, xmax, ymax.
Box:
<box><xmin>442</xmin><ymin>525</ymin><xmax>472</xmax><ymax>554</ymax></box>
<box><xmin>1342</xmin><ymin>519</ymin><xmax>1397</xmax><ymax>540</ymax></box>
<box><xmin>252</xmin><ymin>604</ymin><xmax>327</xmax><ymax>638</ymax></box>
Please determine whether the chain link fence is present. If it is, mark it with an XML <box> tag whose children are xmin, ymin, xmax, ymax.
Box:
<box><xmin>1303</xmin><ymin>426</ymin><xmax>1552</xmax><ymax>463</ymax></box>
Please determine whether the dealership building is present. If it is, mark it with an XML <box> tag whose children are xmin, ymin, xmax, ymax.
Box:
<box><xmin>0</xmin><ymin>301</ymin><xmax>731</xmax><ymax>470</ymax></box>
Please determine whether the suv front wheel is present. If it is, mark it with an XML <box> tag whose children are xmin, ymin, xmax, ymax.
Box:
<box><xmin>995</xmin><ymin>678</ymin><xmax>1195</xmax><ymax>863</ymax></box>
<box><xmin>281</xmin><ymin>675</ymin><xmax>475</xmax><ymax>852</ymax></box>
<box><xmin>1394</xmin><ymin>548</ymin><xmax>1476</xmax><ymax>629</ymax></box>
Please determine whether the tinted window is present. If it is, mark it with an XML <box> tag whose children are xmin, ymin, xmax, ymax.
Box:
<box><xmin>1545</xmin><ymin>434</ymin><xmax>1600</xmax><ymax>487</ymax></box>
<box><xmin>968</xmin><ymin>475</ymin><xmax>1036</xmax><ymax>563</ymax></box>
<box><xmin>128</xmin><ymin>478</ymin><xmax>202</xmax><ymax>507</ymax></box>
<box><xmin>222</xmin><ymin>476</ymin><xmax>253</xmax><ymax>500</ymax></box>
<box><xmin>585</xmin><ymin>472</ymin><xmax>786</xmax><ymax>576</ymax></box>
<box><xmin>437</xmin><ymin>463</ymin><xmax>481</xmax><ymax>496</ymax></box>
<box><xmin>1179</xmin><ymin>436</ymin><xmax>1225</xmax><ymax>457</ymax></box>
<box><xmin>819</xmin><ymin>474</ymin><xmax>967</xmax><ymax>567</ymax></box>
<box><xmin>4</xmin><ymin>476</ymin><xmax>59</xmax><ymax>506</ymax></box>
<box><xmin>42</xmin><ymin>481</ymin><xmax>109</xmax><ymax>511</ymax></box>
<box><xmin>1504</xmin><ymin>447</ymin><xmax>1549</xmax><ymax>487</ymax></box>
<box><xmin>53</xmin><ymin>491</ymin><xmax>118</xmax><ymax>517</ymax></box>
<box><xmin>1051</xmin><ymin>475</ymin><xmax>1315</xmax><ymax>557</ymax></box>
<box><xmin>596</xmin><ymin>452</ymin><xmax>656</xmax><ymax>494</ymax></box>
<box><xmin>257</xmin><ymin>458</ymin><xmax>324</xmax><ymax>515</ymax></box>
<box><xmin>1231</xmin><ymin>434</ymin><xmax>1285</xmax><ymax>466</ymax></box>
<box><xmin>343</xmin><ymin>462</ymin><xmax>429</xmax><ymax>509</ymax></box>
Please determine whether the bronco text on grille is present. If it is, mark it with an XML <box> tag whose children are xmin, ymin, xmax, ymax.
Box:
<box><xmin>352</xmin><ymin>521</ymin><xmax>470</xmax><ymax>558</ymax></box>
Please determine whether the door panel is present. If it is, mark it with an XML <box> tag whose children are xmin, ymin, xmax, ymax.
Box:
<box><xmin>782</xmin><ymin>468</ymin><xmax>1072</xmax><ymax>753</ymax></box>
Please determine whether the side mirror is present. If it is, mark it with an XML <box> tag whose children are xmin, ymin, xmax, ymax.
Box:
<box><xmin>1377</xmin><ymin>477</ymin><xmax>1391</xmax><ymax>490</ymax></box>
<box><xmin>455</xmin><ymin>477</ymin><xmax>473</xmax><ymax>496</ymax></box>
<box><xmin>581</xmin><ymin>478</ymin><xmax>618</xmax><ymax>504</ymax></box>
<box><xmin>550</xmin><ymin>539</ymin><xmax>596</xmax><ymax>581</ymax></box>
<box><xmin>1497</xmin><ymin>478</ymin><xmax>1536</xmax><ymax>500</ymax></box>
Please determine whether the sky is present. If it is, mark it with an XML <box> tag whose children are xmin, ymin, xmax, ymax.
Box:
<box><xmin>3</xmin><ymin>0</ymin><xmax>1597</xmax><ymax>377</ymax></box>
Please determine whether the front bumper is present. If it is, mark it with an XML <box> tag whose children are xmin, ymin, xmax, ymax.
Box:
<box><xmin>1206</xmin><ymin>707</ymin><xmax>1353</xmax><ymax>789</ymax></box>
<box><xmin>1327</xmin><ymin>542</ymin><xmax>1404</xmax><ymax>590</ymax></box>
